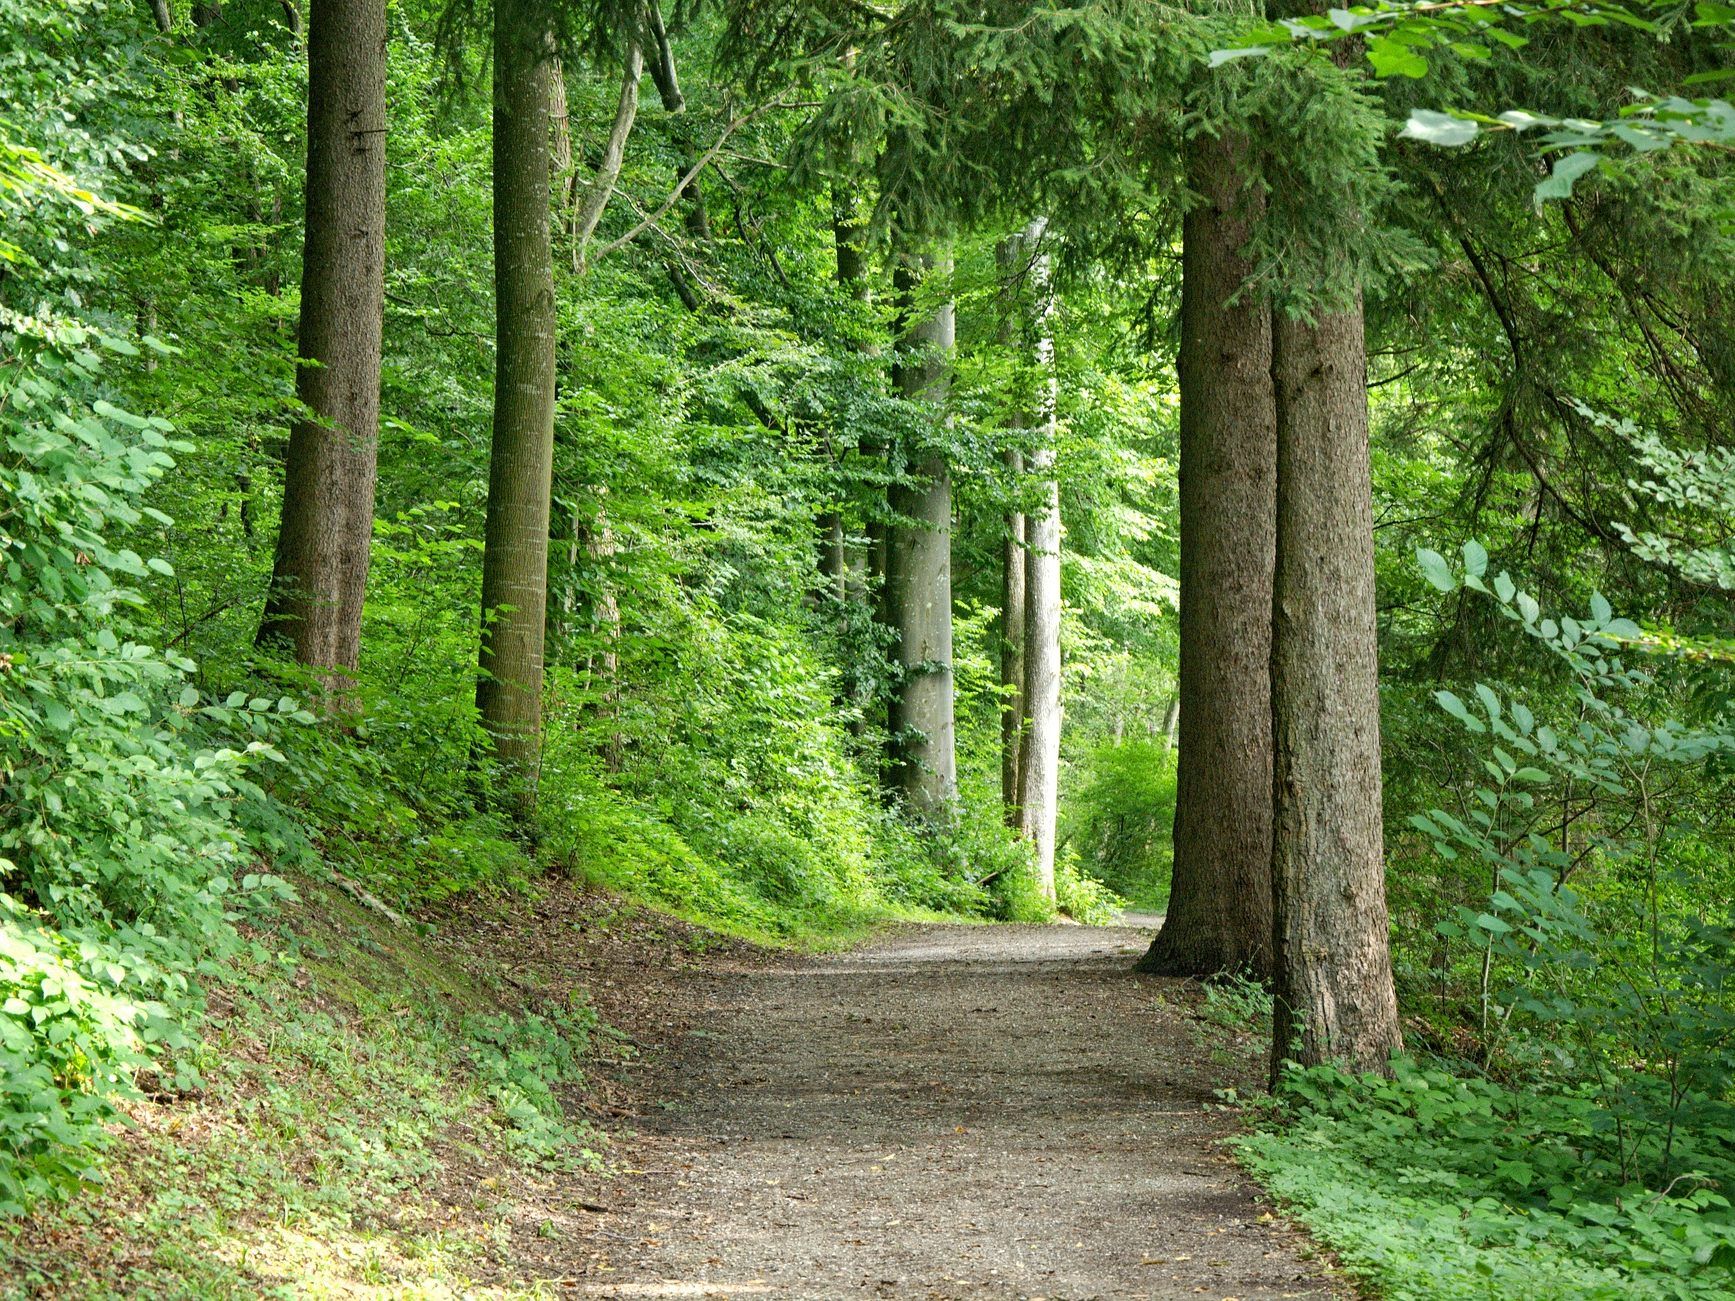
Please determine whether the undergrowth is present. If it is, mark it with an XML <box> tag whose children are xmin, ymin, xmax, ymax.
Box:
<box><xmin>0</xmin><ymin>883</ymin><xmax>610</xmax><ymax>1298</ymax></box>
<box><xmin>1239</xmin><ymin>1060</ymin><xmax>1735</xmax><ymax>1300</ymax></box>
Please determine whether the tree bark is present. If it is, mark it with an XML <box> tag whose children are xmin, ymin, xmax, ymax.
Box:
<box><xmin>1000</xmin><ymin>446</ymin><xmax>1026</xmax><ymax>824</ymax></box>
<box><xmin>885</xmin><ymin>251</ymin><xmax>958</xmax><ymax>822</ymax></box>
<box><xmin>476</xmin><ymin>0</ymin><xmax>558</xmax><ymax>817</ymax></box>
<box><xmin>1015</xmin><ymin>220</ymin><xmax>1061</xmax><ymax>902</ymax></box>
<box><xmin>1269</xmin><ymin>297</ymin><xmax>1403</xmax><ymax>1080</ymax></box>
<box><xmin>995</xmin><ymin>233</ymin><xmax>1028</xmax><ymax>823</ymax></box>
<box><xmin>1138</xmin><ymin>129</ymin><xmax>1277</xmax><ymax>979</ymax></box>
<box><xmin>644</xmin><ymin>0</ymin><xmax>709</xmax><ymax>241</ymax></box>
<box><xmin>256</xmin><ymin>0</ymin><xmax>386</xmax><ymax>703</ymax></box>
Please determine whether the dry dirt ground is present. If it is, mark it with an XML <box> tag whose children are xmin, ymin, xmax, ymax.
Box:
<box><xmin>582</xmin><ymin>921</ymin><xmax>1341</xmax><ymax>1301</ymax></box>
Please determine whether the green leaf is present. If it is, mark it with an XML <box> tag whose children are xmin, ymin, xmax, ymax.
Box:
<box><xmin>1402</xmin><ymin>110</ymin><xmax>1480</xmax><ymax>147</ymax></box>
<box><xmin>1535</xmin><ymin>151</ymin><xmax>1601</xmax><ymax>202</ymax></box>
<box><xmin>1417</xmin><ymin>547</ymin><xmax>1456</xmax><ymax>591</ymax></box>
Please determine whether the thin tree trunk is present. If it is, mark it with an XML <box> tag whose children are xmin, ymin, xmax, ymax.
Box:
<box><xmin>995</xmin><ymin>230</ymin><xmax>1028</xmax><ymax>824</ymax></box>
<box><xmin>150</xmin><ymin>0</ymin><xmax>174</xmax><ymax>32</ymax></box>
<box><xmin>476</xmin><ymin>0</ymin><xmax>558</xmax><ymax>817</ymax></box>
<box><xmin>256</xmin><ymin>0</ymin><xmax>386</xmax><ymax>704</ymax></box>
<box><xmin>1159</xmin><ymin>694</ymin><xmax>1179</xmax><ymax>753</ymax></box>
<box><xmin>1269</xmin><ymin>297</ymin><xmax>1402</xmax><ymax>1080</ymax></box>
<box><xmin>1015</xmin><ymin>220</ymin><xmax>1060</xmax><ymax>901</ymax></box>
<box><xmin>886</xmin><ymin>251</ymin><xmax>958</xmax><ymax>822</ymax></box>
<box><xmin>1138</xmin><ymin>129</ymin><xmax>1277</xmax><ymax>978</ymax></box>
<box><xmin>820</xmin><ymin>191</ymin><xmax>868</xmax><ymax>607</ymax></box>
<box><xmin>1000</xmin><ymin>446</ymin><xmax>1026</xmax><ymax>823</ymax></box>
<box><xmin>571</xmin><ymin>35</ymin><xmax>643</xmax><ymax>268</ymax></box>
<box><xmin>644</xmin><ymin>0</ymin><xmax>709</xmax><ymax>241</ymax></box>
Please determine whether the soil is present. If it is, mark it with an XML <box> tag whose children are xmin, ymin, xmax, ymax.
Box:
<box><xmin>576</xmin><ymin>919</ymin><xmax>1343</xmax><ymax>1301</ymax></box>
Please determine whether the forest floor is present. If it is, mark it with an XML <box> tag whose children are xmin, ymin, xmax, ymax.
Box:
<box><xmin>584</xmin><ymin>920</ymin><xmax>1342</xmax><ymax>1300</ymax></box>
<box><xmin>1</xmin><ymin>890</ymin><xmax>1348</xmax><ymax>1299</ymax></box>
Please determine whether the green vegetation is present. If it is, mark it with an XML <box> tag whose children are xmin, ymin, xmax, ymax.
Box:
<box><xmin>4</xmin><ymin>0</ymin><xmax>1734</xmax><ymax>1293</ymax></box>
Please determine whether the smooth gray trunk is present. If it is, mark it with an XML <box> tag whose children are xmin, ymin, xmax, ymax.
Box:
<box><xmin>1014</xmin><ymin>220</ymin><xmax>1060</xmax><ymax>901</ymax></box>
<box><xmin>886</xmin><ymin>251</ymin><xmax>958</xmax><ymax>821</ymax></box>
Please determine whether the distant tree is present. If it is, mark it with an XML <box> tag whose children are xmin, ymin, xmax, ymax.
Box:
<box><xmin>885</xmin><ymin>249</ymin><xmax>958</xmax><ymax>821</ymax></box>
<box><xmin>1015</xmin><ymin>219</ymin><xmax>1061</xmax><ymax>901</ymax></box>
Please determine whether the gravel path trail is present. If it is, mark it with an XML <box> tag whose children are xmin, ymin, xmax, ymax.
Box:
<box><xmin>586</xmin><ymin>922</ymin><xmax>1339</xmax><ymax>1300</ymax></box>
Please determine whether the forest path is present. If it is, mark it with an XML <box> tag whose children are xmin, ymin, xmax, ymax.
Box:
<box><xmin>585</xmin><ymin>922</ymin><xmax>1339</xmax><ymax>1300</ymax></box>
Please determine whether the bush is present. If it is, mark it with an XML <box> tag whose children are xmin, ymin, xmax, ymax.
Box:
<box><xmin>1060</xmin><ymin>738</ymin><xmax>1175</xmax><ymax>909</ymax></box>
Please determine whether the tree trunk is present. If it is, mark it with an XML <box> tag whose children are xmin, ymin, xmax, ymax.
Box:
<box><xmin>644</xmin><ymin>0</ymin><xmax>709</xmax><ymax>241</ymax></box>
<box><xmin>1000</xmin><ymin>447</ymin><xmax>1026</xmax><ymax>823</ymax></box>
<box><xmin>995</xmin><ymin>232</ymin><xmax>1028</xmax><ymax>824</ymax></box>
<box><xmin>820</xmin><ymin>191</ymin><xmax>868</xmax><ymax>608</ymax></box>
<box><xmin>150</xmin><ymin>0</ymin><xmax>174</xmax><ymax>32</ymax></box>
<box><xmin>256</xmin><ymin>0</ymin><xmax>386</xmax><ymax>704</ymax></box>
<box><xmin>885</xmin><ymin>251</ymin><xmax>958</xmax><ymax>822</ymax></box>
<box><xmin>476</xmin><ymin>0</ymin><xmax>558</xmax><ymax>817</ymax></box>
<box><xmin>1159</xmin><ymin>694</ymin><xmax>1180</xmax><ymax>753</ymax></box>
<box><xmin>1019</xmin><ymin>446</ymin><xmax>1061</xmax><ymax>900</ymax></box>
<box><xmin>1015</xmin><ymin>220</ymin><xmax>1060</xmax><ymax>902</ymax></box>
<box><xmin>1268</xmin><ymin>298</ymin><xmax>1402</xmax><ymax>1080</ymax></box>
<box><xmin>1138</xmin><ymin>129</ymin><xmax>1277</xmax><ymax>979</ymax></box>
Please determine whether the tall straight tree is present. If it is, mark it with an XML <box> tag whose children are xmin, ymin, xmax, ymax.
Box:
<box><xmin>257</xmin><ymin>0</ymin><xmax>387</xmax><ymax>700</ymax></box>
<box><xmin>885</xmin><ymin>250</ymin><xmax>958</xmax><ymax>821</ymax></box>
<box><xmin>995</xmin><ymin>235</ymin><xmax>1027</xmax><ymax>824</ymax></box>
<box><xmin>476</xmin><ymin>0</ymin><xmax>558</xmax><ymax>814</ymax></box>
<box><xmin>1138</xmin><ymin>127</ymin><xmax>1277</xmax><ymax>978</ymax></box>
<box><xmin>1015</xmin><ymin>219</ymin><xmax>1061</xmax><ymax>901</ymax></box>
<box><xmin>1268</xmin><ymin>294</ymin><xmax>1403</xmax><ymax>1078</ymax></box>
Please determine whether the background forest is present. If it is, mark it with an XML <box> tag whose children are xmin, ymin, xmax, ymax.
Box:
<box><xmin>3</xmin><ymin>0</ymin><xmax>1735</xmax><ymax>1295</ymax></box>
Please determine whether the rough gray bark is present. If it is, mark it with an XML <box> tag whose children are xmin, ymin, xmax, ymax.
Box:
<box><xmin>1139</xmin><ymin>130</ymin><xmax>1277</xmax><ymax>979</ymax></box>
<box><xmin>1015</xmin><ymin>221</ymin><xmax>1061</xmax><ymax>901</ymax></box>
<box><xmin>885</xmin><ymin>251</ymin><xmax>958</xmax><ymax>822</ymax></box>
<box><xmin>1269</xmin><ymin>298</ymin><xmax>1403</xmax><ymax>1080</ymax></box>
<box><xmin>476</xmin><ymin>0</ymin><xmax>558</xmax><ymax>815</ymax></box>
<box><xmin>256</xmin><ymin>0</ymin><xmax>386</xmax><ymax>703</ymax></box>
<box><xmin>150</xmin><ymin>0</ymin><xmax>174</xmax><ymax>31</ymax></box>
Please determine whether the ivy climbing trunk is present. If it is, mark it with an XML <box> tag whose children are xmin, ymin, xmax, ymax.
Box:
<box><xmin>476</xmin><ymin>0</ymin><xmax>558</xmax><ymax>817</ymax></box>
<box><xmin>256</xmin><ymin>0</ymin><xmax>387</xmax><ymax>703</ymax></box>
<box><xmin>1268</xmin><ymin>296</ymin><xmax>1402</xmax><ymax>1080</ymax></box>
<box><xmin>1139</xmin><ymin>129</ymin><xmax>1277</xmax><ymax>978</ymax></box>
<box><xmin>885</xmin><ymin>251</ymin><xmax>958</xmax><ymax>822</ymax></box>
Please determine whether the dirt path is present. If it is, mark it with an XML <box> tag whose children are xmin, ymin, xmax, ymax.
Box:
<box><xmin>586</xmin><ymin>922</ymin><xmax>1339</xmax><ymax>1300</ymax></box>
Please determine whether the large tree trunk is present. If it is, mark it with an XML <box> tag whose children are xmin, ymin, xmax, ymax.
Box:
<box><xmin>885</xmin><ymin>251</ymin><xmax>958</xmax><ymax>822</ymax></box>
<box><xmin>1015</xmin><ymin>220</ymin><xmax>1061</xmax><ymax>901</ymax></box>
<box><xmin>476</xmin><ymin>0</ymin><xmax>558</xmax><ymax>817</ymax></box>
<box><xmin>1138</xmin><ymin>130</ymin><xmax>1277</xmax><ymax>978</ymax></box>
<box><xmin>256</xmin><ymin>0</ymin><xmax>386</xmax><ymax>703</ymax></box>
<box><xmin>1268</xmin><ymin>299</ymin><xmax>1402</xmax><ymax>1080</ymax></box>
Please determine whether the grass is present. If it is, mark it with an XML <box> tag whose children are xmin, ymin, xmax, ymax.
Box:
<box><xmin>0</xmin><ymin>881</ymin><xmax>620</xmax><ymax>1299</ymax></box>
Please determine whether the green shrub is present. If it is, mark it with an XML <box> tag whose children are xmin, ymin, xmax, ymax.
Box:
<box><xmin>1059</xmin><ymin>738</ymin><xmax>1175</xmax><ymax>909</ymax></box>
